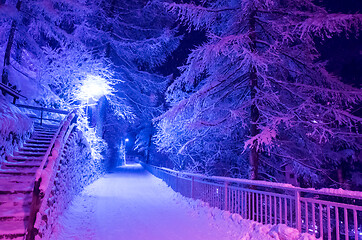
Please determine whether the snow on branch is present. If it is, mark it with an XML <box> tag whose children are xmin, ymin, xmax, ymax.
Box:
<box><xmin>298</xmin><ymin>13</ymin><xmax>362</xmax><ymax>39</ymax></box>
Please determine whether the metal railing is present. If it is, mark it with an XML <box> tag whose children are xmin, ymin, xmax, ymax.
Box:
<box><xmin>142</xmin><ymin>163</ymin><xmax>362</xmax><ymax>240</ymax></box>
<box><xmin>15</xmin><ymin>104</ymin><xmax>69</xmax><ymax>125</ymax></box>
<box><xmin>26</xmin><ymin>110</ymin><xmax>77</xmax><ymax>240</ymax></box>
<box><xmin>0</xmin><ymin>82</ymin><xmax>27</xmax><ymax>103</ymax></box>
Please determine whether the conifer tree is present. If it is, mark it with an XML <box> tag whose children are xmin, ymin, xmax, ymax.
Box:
<box><xmin>155</xmin><ymin>0</ymin><xmax>362</xmax><ymax>186</ymax></box>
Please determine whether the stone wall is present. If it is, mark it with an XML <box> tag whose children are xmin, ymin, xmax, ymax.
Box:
<box><xmin>37</xmin><ymin>129</ymin><xmax>105</xmax><ymax>239</ymax></box>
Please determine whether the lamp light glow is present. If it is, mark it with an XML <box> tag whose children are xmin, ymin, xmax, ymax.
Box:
<box><xmin>77</xmin><ymin>74</ymin><xmax>112</xmax><ymax>102</ymax></box>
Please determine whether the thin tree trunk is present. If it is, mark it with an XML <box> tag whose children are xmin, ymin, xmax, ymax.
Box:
<box><xmin>105</xmin><ymin>0</ymin><xmax>117</xmax><ymax>58</ymax></box>
<box><xmin>249</xmin><ymin>9</ymin><xmax>259</xmax><ymax>180</ymax></box>
<box><xmin>146</xmin><ymin>133</ymin><xmax>152</xmax><ymax>164</ymax></box>
<box><xmin>1</xmin><ymin>0</ymin><xmax>21</xmax><ymax>88</ymax></box>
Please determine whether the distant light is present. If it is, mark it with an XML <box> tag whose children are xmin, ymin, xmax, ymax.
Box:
<box><xmin>125</xmin><ymin>138</ymin><xmax>129</xmax><ymax>142</ymax></box>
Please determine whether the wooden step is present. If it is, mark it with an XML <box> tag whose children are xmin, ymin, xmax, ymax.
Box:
<box><xmin>1</xmin><ymin>166</ymin><xmax>39</xmax><ymax>173</ymax></box>
<box><xmin>33</xmin><ymin>132</ymin><xmax>55</xmax><ymax>135</ymax></box>
<box><xmin>26</xmin><ymin>140</ymin><xmax>51</xmax><ymax>144</ymax></box>
<box><xmin>19</xmin><ymin>147</ymin><xmax>47</xmax><ymax>153</ymax></box>
<box><xmin>33</xmin><ymin>131</ymin><xmax>55</xmax><ymax>135</ymax></box>
<box><xmin>31</xmin><ymin>136</ymin><xmax>54</xmax><ymax>140</ymax></box>
<box><xmin>33</xmin><ymin>131</ymin><xmax>56</xmax><ymax>135</ymax></box>
<box><xmin>7</xmin><ymin>156</ymin><xmax>43</xmax><ymax>162</ymax></box>
<box><xmin>0</xmin><ymin>204</ymin><xmax>30</xmax><ymax>217</ymax></box>
<box><xmin>0</xmin><ymin>214</ymin><xmax>29</xmax><ymax>222</ymax></box>
<box><xmin>34</xmin><ymin>127</ymin><xmax>56</xmax><ymax>130</ymax></box>
<box><xmin>5</xmin><ymin>160</ymin><xmax>42</xmax><ymax>166</ymax></box>
<box><xmin>0</xmin><ymin>193</ymin><xmax>32</xmax><ymax>204</ymax></box>
<box><xmin>0</xmin><ymin>199</ymin><xmax>32</xmax><ymax>208</ymax></box>
<box><xmin>0</xmin><ymin>175</ymin><xmax>34</xmax><ymax>184</ymax></box>
<box><xmin>32</xmin><ymin>137</ymin><xmax>54</xmax><ymax>141</ymax></box>
<box><xmin>31</xmin><ymin>137</ymin><xmax>53</xmax><ymax>142</ymax></box>
<box><xmin>23</xmin><ymin>143</ymin><xmax>48</xmax><ymax>148</ymax></box>
<box><xmin>5</xmin><ymin>161</ymin><xmax>42</xmax><ymax>167</ymax></box>
<box><xmin>0</xmin><ymin>220</ymin><xmax>27</xmax><ymax>238</ymax></box>
<box><xmin>0</xmin><ymin>170</ymin><xmax>36</xmax><ymax>176</ymax></box>
<box><xmin>3</xmin><ymin>162</ymin><xmax>40</xmax><ymax>168</ymax></box>
<box><xmin>13</xmin><ymin>151</ymin><xmax>45</xmax><ymax>157</ymax></box>
<box><xmin>0</xmin><ymin>183</ymin><xmax>33</xmax><ymax>193</ymax></box>
<box><xmin>0</xmin><ymin>174</ymin><xmax>34</xmax><ymax>180</ymax></box>
<box><xmin>0</xmin><ymin>205</ymin><xmax>30</xmax><ymax>222</ymax></box>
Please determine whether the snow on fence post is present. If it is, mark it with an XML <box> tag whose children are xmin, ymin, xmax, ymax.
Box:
<box><xmin>295</xmin><ymin>190</ymin><xmax>302</xmax><ymax>232</ymax></box>
<box><xmin>176</xmin><ymin>172</ymin><xmax>179</xmax><ymax>192</ymax></box>
<box><xmin>224</xmin><ymin>181</ymin><xmax>229</xmax><ymax>211</ymax></box>
<box><xmin>191</xmin><ymin>176</ymin><xmax>195</xmax><ymax>199</ymax></box>
<box><xmin>40</xmin><ymin>108</ymin><xmax>43</xmax><ymax>125</ymax></box>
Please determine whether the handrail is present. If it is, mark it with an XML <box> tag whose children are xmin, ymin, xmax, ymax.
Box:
<box><xmin>151</xmin><ymin>165</ymin><xmax>362</xmax><ymax>200</ymax></box>
<box><xmin>0</xmin><ymin>82</ymin><xmax>27</xmax><ymax>103</ymax></box>
<box><xmin>15</xmin><ymin>104</ymin><xmax>69</xmax><ymax>114</ymax></box>
<box><xmin>143</xmin><ymin>163</ymin><xmax>362</xmax><ymax>240</ymax></box>
<box><xmin>26</xmin><ymin>109</ymin><xmax>77</xmax><ymax>240</ymax></box>
<box><xmin>15</xmin><ymin>104</ymin><xmax>69</xmax><ymax>125</ymax></box>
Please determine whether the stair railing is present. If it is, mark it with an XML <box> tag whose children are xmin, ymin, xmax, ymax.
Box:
<box><xmin>15</xmin><ymin>104</ymin><xmax>69</xmax><ymax>125</ymax></box>
<box><xmin>25</xmin><ymin>109</ymin><xmax>77</xmax><ymax>240</ymax></box>
<box><xmin>143</xmin><ymin>163</ymin><xmax>362</xmax><ymax>240</ymax></box>
<box><xmin>0</xmin><ymin>82</ymin><xmax>27</xmax><ymax>103</ymax></box>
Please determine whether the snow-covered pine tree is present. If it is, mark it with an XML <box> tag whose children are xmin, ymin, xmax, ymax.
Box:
<box><xmin>155</xmin><ymin>0</ymin><xmax>362</xmax><ymax>186</ymax></box>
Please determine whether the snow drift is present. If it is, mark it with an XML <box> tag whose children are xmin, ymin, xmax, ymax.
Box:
<box><xmin>0</xmin><ymin>96</ymin><xmax>32</xmax><ymax>165</ymax></box>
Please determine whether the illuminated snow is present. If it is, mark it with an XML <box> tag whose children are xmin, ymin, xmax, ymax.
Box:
<box><xmin>77</xmin><ymin>75</ymin><xmax>113</xmax><ymax>103</ymax></box>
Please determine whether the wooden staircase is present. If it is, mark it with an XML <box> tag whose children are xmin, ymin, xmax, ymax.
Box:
<box><xmin>0</xmin><ymin>124</ymin><xmax>58</xmax><ymax>239</ymax></box>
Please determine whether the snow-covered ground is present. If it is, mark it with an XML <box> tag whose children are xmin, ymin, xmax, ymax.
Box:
<box><xmin>53</xmin><ymin>164</ymin><xmax>315</xmax><ymax>240</ymax></box>
<box><xmin>0</xmin><ymin>96</ymin><xmax>32</xmax><ymax>165</ymax></box>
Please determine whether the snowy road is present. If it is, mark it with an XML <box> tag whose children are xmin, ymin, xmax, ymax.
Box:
<box><xmin>53</xmin><ymin>164</ymin><xmax>239</xmax><ymax>240</ymax></box>
<box><xmin>53</xmin><ymin>164</ymin><xmax>306</xmax><ymax>240</ymax></box>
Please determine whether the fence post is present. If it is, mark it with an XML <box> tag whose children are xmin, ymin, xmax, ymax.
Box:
<box><xmin>176</xmin><ymin>173</ymin><xmax>179</xmax><ymax>192</ymax></box>
<box><xmin>40</xmin><ymin>108</ymin><xmax>44</xmax><ymax>125</ymax></box>
<box><xmin>224</xmin><ymin>181</ymin><xmax>229</xmax><ymax>211</ymax></box>
<box><xmin>295</xmin><ymin>190</ymin><xmax>302</xmax><ymax>232</ymax></box>
<box><xmin>191</xmin><ymin>176</ymin><xmax>195</xmax><ymax>199</ymax></box>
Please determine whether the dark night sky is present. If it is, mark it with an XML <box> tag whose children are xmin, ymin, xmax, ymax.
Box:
<box><xmin>319</xmin><ymin>0</ymin><xmax>362</xmax><ymax>87</ymax></box>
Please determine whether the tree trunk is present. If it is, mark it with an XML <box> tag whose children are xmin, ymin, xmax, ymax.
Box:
<box><xmin>1</xmin><ymin>0</ymin><xmax>21</xmax><ymax>88</ymax></box>
<box><xmin>105</xmin><ymin>0</ymin><xmax>117</xmax><ymax>58</ymax></box>
<box><xmin>146</xmin><ymin>133</ymin><xmax>152</xmax><ymax>164</ymax></box>
<box><xmin>249</xmin><ymin>9</ymin><xmax>259</xmax><ymax>180</ymax></box>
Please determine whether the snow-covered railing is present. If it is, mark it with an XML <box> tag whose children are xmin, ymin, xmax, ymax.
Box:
<box><xmin>15</xmin><ymin>104</ymin><xmax>69</xmax><ymax>125</ymax></box>
<box><xmin>26</xmin><ymin>110</ymin><xmax>77</xmax><ymax>240</ymax></box>
<box><xmin>142</xmin><ymin>163</ymin><xmax>362</xmax><ymax>240</ymax></box>
<box><xmin>0</xmin><ymin>82</ymin><xmax>27</xmax><ymax>103</ymax></box>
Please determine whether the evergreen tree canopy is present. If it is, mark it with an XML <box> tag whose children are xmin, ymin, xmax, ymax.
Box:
<box><xmin>154</xmin><ymin>0</ymin><xmax>362</xmax><ymax>187</ymax></box>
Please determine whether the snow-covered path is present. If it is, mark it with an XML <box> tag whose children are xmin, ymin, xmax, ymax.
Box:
<box><xmin>54</xmin><ymin>164</ymin><xmax>244</xmax><ymax>240</ymax></box>
<box><xmin>53</xmin><ymin>164</ymin><xmax>311</xmax><ymax>240</ymax></box>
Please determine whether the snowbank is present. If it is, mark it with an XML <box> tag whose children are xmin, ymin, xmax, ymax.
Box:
<box><xmin>175</xmin><ymin>194</ymin><xmax>317</xmax><ymax>240</ymax></box>
<box><xmin>0</xmin><ymin>96</ymin><xmax>32</xmax><ymax>165</ymax></box>
<box><xmin>37</xmin><ymin>129</ymin><xmax>105</xmax><ymax>239</ymax></box>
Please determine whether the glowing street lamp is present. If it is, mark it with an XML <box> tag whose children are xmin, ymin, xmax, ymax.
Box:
<box><xmin>77</xmin><ymin>74</ymin><xmax>112</xmax><ymax>104</ymax></box>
